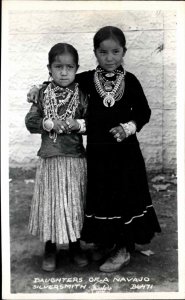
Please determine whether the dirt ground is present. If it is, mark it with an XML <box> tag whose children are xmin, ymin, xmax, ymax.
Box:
<box><xmin>8</xmin><ymin>169</ymin><xmax>178</xmax><ymax>296</ymax></box>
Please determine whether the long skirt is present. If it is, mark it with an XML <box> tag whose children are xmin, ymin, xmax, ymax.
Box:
<box><xmin>28</xmin><ymin>156</ymin><xmax>87</xmax><ymax>245</ymax></box>
<box><xmin>81</xmin><ymin>143</ymin><xmax>161</xmax><ymax>251</ymax></box>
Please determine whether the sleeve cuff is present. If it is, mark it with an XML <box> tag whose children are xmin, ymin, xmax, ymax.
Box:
<box><xmin>120</xmin><ymin>121</ymin><xmax>137</xmax><ymax>137</ymax></box>
<box><xmin>76</xmin><ymin>119</ymin><xmax>86</xmax><ymax>133</ymax></box>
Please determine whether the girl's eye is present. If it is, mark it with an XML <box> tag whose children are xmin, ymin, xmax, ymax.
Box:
<box><xmin>67</xmin><ymin>65</ymin><xmax>74</xmax><ymax>69</ymax></box>
<box><xmin>99</xmin><ymin>51</ymin><xmax>107</xmax><ymax>54</ymax></box>
<box><xmin>54</xmin><ymin>65</ymin><xmax>75</xmax><ymax>70</ymax></box>
<box><xmin>113</xmin><ymin>50</ymin><xmax>120</xmax><ymax>54</ymax></box>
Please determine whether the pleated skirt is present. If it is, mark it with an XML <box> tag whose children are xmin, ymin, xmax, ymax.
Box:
<box><xmin>28</xmin><ymin>156</ymin><xmax>87</xmax><ymax>245</ymax></box>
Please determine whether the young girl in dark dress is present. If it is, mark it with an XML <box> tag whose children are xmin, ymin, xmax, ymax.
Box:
<box><xmin>27</xmin><ymin>26</ymin><xmax>161</xmax><ymax>273</ymax></box>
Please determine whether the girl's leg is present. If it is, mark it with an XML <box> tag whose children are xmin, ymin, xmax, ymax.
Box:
<box><xmin>42</xmin><ymin>240</ymin><xmax>57</xmax><ymax>272</ymax></box>
<box><xmin>90</xmin><ymin>243</ymin><xmax>115</xmax><ymax>262</ymax></box>
<box><xmin>69</xmin><ymin>239</ymin><xmax>88</xmax><ymax>267</ymax></box>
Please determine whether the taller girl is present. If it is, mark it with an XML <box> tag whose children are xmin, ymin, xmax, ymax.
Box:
<box><xmin>76</xmin><ymin>26</ymin><xmax>161</xmax><ymax>272</ymax></box>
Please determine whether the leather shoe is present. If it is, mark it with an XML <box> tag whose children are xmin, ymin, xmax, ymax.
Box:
<box><xmin>99</xmin><ymin>248</ymin><xmax>130</xmax><ymax>273</ymax></box>
<box><xmin>42</xmin><ymin>252</ymin><xmax>56</xmax><ymax>272</ymax></box>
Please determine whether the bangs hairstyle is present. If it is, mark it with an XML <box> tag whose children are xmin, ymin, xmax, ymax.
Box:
<box><xmin>48</xmin><ymin>43</ymin><xmax>79</xmax><ymax>67</ymax></box>
<box><xmin>93</xmin><ymin>26</ymin><xmax>127</xmax><ymax>53</ymax></box>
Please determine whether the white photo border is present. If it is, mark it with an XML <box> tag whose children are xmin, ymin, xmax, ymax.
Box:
<box><xmin>1</xmin><ymin>1</ymin><xmax>185</xmax><ymax>299</ymax></box>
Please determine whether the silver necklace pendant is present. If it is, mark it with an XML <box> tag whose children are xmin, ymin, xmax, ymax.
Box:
<box><xmin>104</xmin><ymin>83</ymin><xmax>113</xmax><ymax>92</ymax></box>
<box><xmin>103</xmin><ymin>94</ymin><xmax>115</xmax><ymax>107</ymax></box>
<box><xmin>105</xmin><ymin>72</ymin><xmax>115</xmax><ymax>78</ymax></box>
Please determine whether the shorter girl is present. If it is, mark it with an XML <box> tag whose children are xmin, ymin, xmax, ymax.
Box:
<box><xmin>25</xmin><ymin>43</ymin><xmax>88</xmax><ymax>272</ymax></box>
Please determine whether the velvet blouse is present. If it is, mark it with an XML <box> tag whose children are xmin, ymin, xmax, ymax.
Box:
<box><xmin>25</xmin><ymin>85</ymin><xmax>88</xmax><ymax>158</ymax></box>
<box><xmin>76</xmin><ymin>69</ymin><xmax>151</xmax><ymax>147</ymax></box>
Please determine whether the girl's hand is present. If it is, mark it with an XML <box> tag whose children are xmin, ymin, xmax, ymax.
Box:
<box><xmin>27</xmin><ymin>86</ymin><xmax>40</xmax><ymax>103</ymax></box>
<box><xmin>53</xmin><ymin>119</ymin><xmax>68</xmax><ymax>134</ymax></box>
<box><xmin>65</xmin><ymin>117</ymin><xmax>80</xmax><ymax>132</ymax></box>
<box><xmin>109</xmin><ymin>125</ymin><xmax>126</xmax><ymax>142</ymax></box>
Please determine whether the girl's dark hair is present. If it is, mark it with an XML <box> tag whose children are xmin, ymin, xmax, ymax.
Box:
<box><xmin>93</xmin><ymin>26</ymin><xmax>127</xmax><ymax>52</ymax></box>
<box><xmin>48</xmin><ymin>43</ymin><xmax>79</xmax><ymax>66</ymax></box>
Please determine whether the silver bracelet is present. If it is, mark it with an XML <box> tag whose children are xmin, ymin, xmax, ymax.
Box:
<box><xmin>76</xmin><ymin>119</ymin><xmax>86</xmax><ymax>133</ymax></box>
<box><xmin>128</xmin><ymin>121</ymin><xmax>137</xmax><ymax>133</ymax></box>
<box><xmin>120</xmin><ymin>121</ymin><xmax>137</xmax><ymax>137</ymax></box>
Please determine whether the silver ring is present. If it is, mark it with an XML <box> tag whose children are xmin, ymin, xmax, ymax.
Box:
<box><xmin>117</xmin><ymin>138</ymin><xmax>121</xmax><ymax>142</ymax></box>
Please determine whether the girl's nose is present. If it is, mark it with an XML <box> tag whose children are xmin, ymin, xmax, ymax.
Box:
<box><xmin>106</xmin><ymin>53</ymin><xmax>113</xmax><ymax>62</ymax></box>
<box><xmin>61</xmin><ymin>67</ymin><xmax>67</xmax><ymax>75</ymax></box>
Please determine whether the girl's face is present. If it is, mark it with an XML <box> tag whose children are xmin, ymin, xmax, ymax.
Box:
<box><xmin>95</xmin><ymin>38</ymin><xmax>125</xmax><ymax>72</ymax></box>
<box><xmin>48</xmin><ymin>53</ymin><xmax>78</xmax><ymax>87</ymax></box>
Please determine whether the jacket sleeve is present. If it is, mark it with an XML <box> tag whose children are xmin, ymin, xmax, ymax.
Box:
<box><xmin>25</xmin><ymin>97</ymin><xmax>44</xmax><ymax>134</ymax></box>
<box><xmin>130</xmin><ymin>75</ymin><xmax>151</xmax><ymax>132</ymax></box>
<box><xmin>76</xmin><ymin>89</ymin><xmax>89</xmax><ymax>135</ymax></box>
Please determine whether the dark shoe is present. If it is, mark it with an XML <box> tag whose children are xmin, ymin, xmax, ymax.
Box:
<box><xmin>73</xmin><ymin>250</ymin><xmax>89</xmax><ymax>267</ymax></box>
<box><xmin>42</xmin><ymin>252</ymin><xmax>56</xmax><ymax>272</ymax></box>
<box><xmin>42</xmin><ymin>241</ymin><xmax>56</xmax><ymax>272</ymax></box>
<box><xmin>69</xmin><ymin>241</ymin><xmax>89</xmax><ymax>267</ymax></box>
<box><xmin>99</xmin><ymin>247</ymin><xmax>130</xmax><ymax>273</ymax></box>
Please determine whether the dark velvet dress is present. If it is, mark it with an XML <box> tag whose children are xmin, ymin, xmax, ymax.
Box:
<box><xmin>76</xmin><ymin>67</ymin><xmax>161</xmax><ymax>251</ymax></box>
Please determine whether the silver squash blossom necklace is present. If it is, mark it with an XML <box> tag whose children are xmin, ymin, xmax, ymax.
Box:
<box><xmin>94</xmin><ymin>67</ymin><xmax>126</xmax><ymax>107</ymax></box>
<box><xmin>43</xmin><ymin>82</ymin><xmax>79</xmax><ymax>142</ymax></box>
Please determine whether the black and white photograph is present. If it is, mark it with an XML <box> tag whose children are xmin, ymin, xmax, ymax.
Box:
<box><xmin>1</xmin><ymin>1</ymin><xmax>185</xmax><ymax>299</ymax></box>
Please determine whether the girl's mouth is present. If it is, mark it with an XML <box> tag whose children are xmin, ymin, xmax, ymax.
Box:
<box><xmin>105</xmin><ymin>64</ymin><xmax>115</xmax><ymax>68</ymax></box>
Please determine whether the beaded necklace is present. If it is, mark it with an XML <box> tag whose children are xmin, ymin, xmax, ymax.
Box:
<box><xmin>94</xmin><ymin>67</ymin><xmax>126</xmax><ymax>107</ymax></box>
<box><xmin>43</xmin><ymin>82</ymin><xmax>79</xmax><ymax>142</ymax></box>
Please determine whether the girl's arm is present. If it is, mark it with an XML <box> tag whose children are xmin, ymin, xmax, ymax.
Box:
<box><xmin>65</xmin><ymin>91</ymin><xmax>88</xmax><ymax>134</ymax></box>
<box><xmin>76</xmin><ymin>90</ymin><xmax>89</xmax><ymax>134</ymax></box>
<box><xmin>110</xmin><ymin>74</ymin><xmax>151</xmax><ymax>142</ymax></box>
<box><xmin>25</xmin><ymin>102</ymin><xmax>69</xmax><ymax>135</ymax></box>
<box><xmin>26</xmin><ymin>73</ymin><xmax>85</xmax><ymax>104</ymax></box>
<box><xmin>130</xmin><ymin>75</ymin><xmax>151</xmax><ymax>132</ymax></box>
<box><xmin>75</xmin><ymin>71</ymin><xmax>94</xmax><ymax>93</ymax></box>
<box><xmin>27</xmin><ymin>83</ymin><xmax>49</xmax><ymax>103</ymax></box>
<box><xmin>27</xmin><ymin>71</ymin><xmax>93</xmax><ymax>103</ymax></box>
<box><xmin>25</xmin><ymin>100</ymin><xmax>44</xmax><ymax>134</ymax></box>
